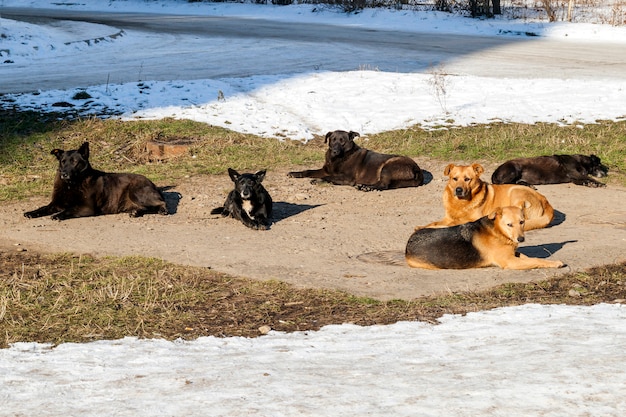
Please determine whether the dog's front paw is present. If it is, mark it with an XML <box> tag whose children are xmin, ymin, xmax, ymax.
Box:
<box><xmin>288</xmin><ymin>171</ymin><xmax>303</xmax><ymax>178</ymax></box>
<box><xmin>24</xmin><ymin>208</ymin><xmax>49</xmax><ymax>218</ymax></box>
<box><xmin>256</xmin><ymin>222</ymin><xmax>270</xmax><ymax>231</ymax></box>
<box><xmin>356</xmin><ymin>184</ymin><xmax>379</xmax><ymax>192</ymax></box>
<box><xmin>248</xmin><ymin>222</ymin><xmax>269</xmax><ymax>231</ymax></box>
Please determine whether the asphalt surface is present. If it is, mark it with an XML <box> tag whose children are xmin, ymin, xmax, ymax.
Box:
<box><xmin>2</xmin><ymin>7</ymin><xmax>626</xmax><ymax>94</ymax></box>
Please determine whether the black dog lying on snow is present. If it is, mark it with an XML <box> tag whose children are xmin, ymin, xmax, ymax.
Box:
<box><xmin>211</xmin><ymin>168</ymin><xmax>273</xmax><ymax>230</ymax></box>
<box><xmin>288</xmin><ymin>130</ymin><xmax>423</xmax><ymax>191</ymax></box>
<box><xmin>24</xmin><ymin>142</ymin><xmax>167</xmax><ymax>220</ymax></box>
<box><xmin>491</xmin><ymin>154</ymin><xmax>608</xmax><ymax>188</ymax></box>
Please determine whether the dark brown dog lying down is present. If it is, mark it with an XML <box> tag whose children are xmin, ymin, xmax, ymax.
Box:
<box><xmin>24</xmin><ymin>142</ymin><xmax>167</xmax><ymax>220</ymax></box>
<box><xmin>491</xmin><ymin>154</ymin><xmax>608</xmax><ymax>187</ymax></box>
<box><xmin>288</xmin><ymin>130</ymin><xmax>423</xmax><ymax>191</ymax></box>
<box><xmin>406</xmin><ymin>206</ymin><xmax>564</xmax><ymax>270</ymax></box>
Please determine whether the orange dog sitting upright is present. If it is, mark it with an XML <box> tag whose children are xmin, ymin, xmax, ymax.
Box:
<box><xmin>406</xmin><ymin>205</ymin><xmax>564</xmax><ymax>270</ymax></box>
<box><xmin>423</xmin><ymin>163</ymin><xmax>554</xmax><ymax>231</ymax></box>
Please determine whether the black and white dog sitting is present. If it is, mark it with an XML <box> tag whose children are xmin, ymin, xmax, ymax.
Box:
<box><xmin>211</xmin><ymin>168</ymin><xmax>273</xmax><ymax>230</ymax></box>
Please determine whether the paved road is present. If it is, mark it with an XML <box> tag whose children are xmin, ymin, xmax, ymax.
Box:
<box><xmin>1</xmin><ymin>7</ymin><xmax>626</xmax><ymax>93</ymax></box>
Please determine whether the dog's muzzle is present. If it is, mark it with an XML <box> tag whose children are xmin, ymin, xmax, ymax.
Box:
<box><xmin>454</xmin><ymin>187</ymin><xmax>469</xmax><ymax>198</ymax></box>
<box><xmin>594</xmin><ymin>168</ymin><xmax>609</xmax><ymax>178</ymax></box>
<box><xmin>330</xmin><ymin>146</ymin><xmax>343</xmax><ymax>158</ymax></box>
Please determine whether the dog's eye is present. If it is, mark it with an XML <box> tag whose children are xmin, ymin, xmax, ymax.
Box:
<box><xmin>464</xmin><ymin>177</ymin><xmax>470</xmax><ymax>182</ymax></box>
<box><xmin>452</xmin><ymin>177</ymin><xmax>458</xmax><ymax>181</ymax></box>
<box><xmin>520</xmin><ymin>220</ymin><xmax>525</xmax><ymax>226</ymax></box>
<box><xmin>507</xmin><ymin>223</ymin><xmax>513</xmax><ymax>227</ymax></box>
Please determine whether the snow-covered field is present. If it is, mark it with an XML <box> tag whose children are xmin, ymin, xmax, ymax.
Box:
<box><xmin>3</xmin><ymin>303</ymin><xmax>626</xmax><ymax>416</ymax></box>
<box><xmin>1</xmin><ymin>0</ymin><xmax>625</xmax><ymax>140</ymax></box>
<box><xmin>1</xmin><ymin>2</ymin><xmax>625</xmax><ymax>415</ymax></box>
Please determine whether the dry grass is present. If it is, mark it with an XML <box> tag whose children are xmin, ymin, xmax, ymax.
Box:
<box><xmin>1</xmin><ymin>110</ymin><xmax>625</xmax><ymax>347</ymax></box>
<box><xmin>1</xmin><ymin>112</ymin><xmax>625</xmax><ymax>204</ymax></box>
<box><xmin>1</xmin><ymin>248</ymin><xmax>624</xmax><ymax>348</ymax></box>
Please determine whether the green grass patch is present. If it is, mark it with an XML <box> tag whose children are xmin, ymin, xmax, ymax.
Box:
<box><xmin>1</xmin><ymin>112</ymin><xmax>624</xmax><ymax>202</ymax></box>
<box><xmin>370</xmin><ymin>121</ymin><xmax>626</xmax><ymax>172</ymax></box>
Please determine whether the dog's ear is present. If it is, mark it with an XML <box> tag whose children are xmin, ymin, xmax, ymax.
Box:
<box><xmin>519</xmin><ymin>201</ymin><xmax>531</xmax><ymax>216</ymax></box>
<box><xmin>50</xmin><ymin>148</ymin><xmax>64</xmax><ymax>160</ymax></box>
<box><xmin>228</xmin><ymin>168</ymin><xmax>240</xmax><ymax>182</ymax></box>
<box><xmin>471</xmin><ymin>163</ymin><xmax>484</xmax><ymax>176</ymax></box>
<box><xmin>254</xmin><ymin>170</ymin><xmax>267</xmax><ymax>182</ymax></box>
<box><xmin>487</xmin><ymin>208</ymin><xmax>502</xmax><ymax>220</ymax></box>
<box><xmin>324</xmin><ymin>131</ymin><xmax>333</xmax><ymax>144</ymax></box>
<box><xmin>443</xmin><ymin>164</ymin><xmax>455</xmax><ymax>176</ymax></box>
<box><xmin>78</xmin><ymin>142</ymin><xmax>90</xmax><ymax>160</ymax></box>
<box><xmin>348</xmin><ymin>131</ymin><xmax>360</xmax><ymax>141</ymax></box>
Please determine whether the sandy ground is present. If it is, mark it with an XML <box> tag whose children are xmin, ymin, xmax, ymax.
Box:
<box><xmin>1</xmin><ymin>160</ymin><xmax>625</xmax><ymax>301</ymax></box>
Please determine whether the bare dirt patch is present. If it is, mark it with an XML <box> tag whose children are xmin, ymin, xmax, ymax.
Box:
<box><xmin>1</xmin><ymin>160</ymin><xmax>625</xmax><ymax>301</ymax></box>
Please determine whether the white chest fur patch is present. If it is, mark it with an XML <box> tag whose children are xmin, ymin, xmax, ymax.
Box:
<box><xmin>242</xmin><ymin>200</ymin><xmax>254</xmax><ymax>218</ymax></box>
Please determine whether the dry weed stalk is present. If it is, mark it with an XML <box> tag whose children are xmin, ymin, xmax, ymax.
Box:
<box><xmin>427</xmin><ymin>64</ymin><xmax>451</xmax><ymax>115</ymax></box>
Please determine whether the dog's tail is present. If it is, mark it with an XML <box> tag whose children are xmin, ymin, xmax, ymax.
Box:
<box><xmin>356</xmin><ymin>250</ymin><xmax>406</xmax><ymax>267</ymax></box>
<box><xmin>210</xmin><ymin>207</ymin><xmax>224</xmax><ymax>215</ymax></box>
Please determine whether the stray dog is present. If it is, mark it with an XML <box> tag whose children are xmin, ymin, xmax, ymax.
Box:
<box><xmin>406</xmin><ymin>206</ymin><xmax>564</xmax><ymax>270</ymax></box>
<box><xmin>491</xmin><ymin>154</ymin><xmax>608</xmax><ymax>187</ymax></box>
<box><xmin>288</xmin><ymin>130</ymin><xmax>423</xmax><ymax>191</ymax></box>
<box><xmin>211</xmin><ymin>168</ymin><xmax>273</xmax><ymax>230</ymax></box>
<box><xmin>423</xmin><ymin>163</ymin><xmax>554</xmax><ymax>231</ymax></box>
<box><xmin>24</xmin><ymin>142</ymin><xmax>167</xmax><ymax>221</ymax></box>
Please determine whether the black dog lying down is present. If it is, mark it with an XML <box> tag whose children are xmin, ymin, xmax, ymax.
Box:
<box><xmin>24</xmin><ymin>142</ymin><xmax>167</xmax><ymax>220</ymax></box>
<box><xmin>491</xmin><ymin>154</ymin><xmax>608</xmax><ymax>187</ymax></box>
<box><xmin>288</xmin><ymin>130</ymin><xmax>423</xmax><ymax>191</ymax></box>
<box><xmin>211</xmin><ymin>168</ymin><xmax>273</xmax><ymax>230</ymax></box>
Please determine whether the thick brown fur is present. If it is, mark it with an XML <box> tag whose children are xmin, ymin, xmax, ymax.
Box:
<box><xmin>288</xmin><ymin>130</ymin><xmax>423</xmax><ymax>191</ymax></box>
<box><xmin>406</xmin><ymin>206</ymin><xmax>564</xmax><ymax>270</ymax></box>
<box><xmin>491</xmin><ymin>154</ymin><xmax>608</xmax><ymax>187</ymax></box>
<box><xmin>24</xmin><ymin>142</ymin><xmax>167</xmax><ymax>221</ymax></box>
<box><xmin>423</xmin><ymin>163</ymin><xmax>554</xmax><ymax>231</ymax></box>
